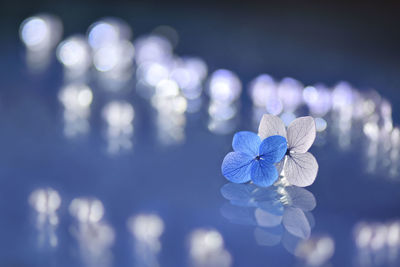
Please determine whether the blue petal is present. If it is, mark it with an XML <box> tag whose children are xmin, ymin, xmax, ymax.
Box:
<box><xmin>232</xmin><ymin>131</ymin><xmax>261</xmax><ymax>156</ymax></box>
<box><xmin>259</xmin><ymin>135</ymin><xmax>287</xmax><ymax>163</ymax></box>
<box><xmin>221</xmin><ymin>152</ymin><xmax>253</xmax><ymax>183</ymax></box>
<box><xmin>251</xmin><ymin>160</ymin><xmax>279</xmax><ymax>187</ymax></box>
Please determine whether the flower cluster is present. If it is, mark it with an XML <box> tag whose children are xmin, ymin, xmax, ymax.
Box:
<box><xmin>221</xmin><ymin>114</ymin><xmax>318</xmax><ymax>187</ymax></box>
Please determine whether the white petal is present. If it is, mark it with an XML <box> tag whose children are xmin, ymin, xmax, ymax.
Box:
<box><xmin>282</xmin><ymin>207</ymin><xmax>311</xmax><ymax>239</ymax></box>
<box><xmin>285</xmin><ymin>186</ymin><xmax>316</xmax><ymax>211</ymax></box>
<box><xmin>284</xmin><ymin>152</ymin><xmax>318</xmax><ymax>187</ymax></box>
<box><xmin>287</xmin><ymin>116</ymin><xmax>316</xmax><ymax>153</ymax></box>
<box><xmin>258</xmin><ymin>114</ymin><xmax>287</xmax><ymax>140</ymax></box>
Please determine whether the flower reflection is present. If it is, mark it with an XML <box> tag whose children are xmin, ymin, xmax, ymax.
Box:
<box><xmin>102</xmin><ymin>101</ymin><xmax>135</xmax><ymax>154</ymax></box>
<box><xmin>127</xmin><ymin>214</ymin><xmax>164</xmax><ymax>267</ymax></box>
<box><xmin>69</xmin><ymin>197</ymin><xmax>114</xmax><ymax>267</ymax></box>
<box><xmin>29</xmin><ymin>188</ymin><xmax>61</xmax><ymax>249</ymax></box>
<box><xmin>220</xmin><ymin>182</ymin><xmax>318</xmax><ymax>255</ymax></box>
<box><xmin>58</xmin><ymin>83</ymin><xmax>93</xmax><ymax>138</ymax></box>
<box><xmin>188</xmin><ymin>228</ymin><xmax>232</xmax><ymax>267</ymax></box>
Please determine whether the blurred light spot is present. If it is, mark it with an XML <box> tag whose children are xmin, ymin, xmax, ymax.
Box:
<box><xmin>303</xmin><ymin>85</ymin><xmax>332</xmax><ymax>116</ymax></box>
<box><xmin>155</xmin><ymin>79</ymin><xmax>180</xmax><ymax>97</ymax></box>
<box><xmin>134</xmin><ymin>34</ymin><xmax>173</xmax><ymax>65</ymax></box>
<box><xmin>277</xmin><ymin>77</ymin><xmax>303</xmax><ymax>112</ymax></box>
<box><xmin>332</xmin><ymin>82</ymin><xmax>354</xmax><ymax>110</ymax></box>
<box><xmin>387</xmin><ymin>221</ymin><xmax>400</xmax><ymax>247</ymax></box>
<box><xmin>57</xmin><ymin>35</ymin><xmax>91</xmax><ymax>72</ymax></box>
<box><xmin>93</xmin><ymin>40</ymin><xmax>134</xmax><ymax>72</ymax></box>
<box><xmin>315</xmin><ymin>117</ymin><xmax>327</xmax><ymax>132</ymax></box>
<box><xmin>139</xmin><ymin>62</ymin><xmax>170</xmax><ymax>87</ymax></box>
<box><xmin>248</xmin><ymin>74</ymin><xmax>277</xmax><ymax>108</ymax></box>
<box><xmin>280</xmin><ymin>112</ymin><xmax>296</xmax><ymax>126</ymax></box>
<box><xmin>20</xmin><ymin>14</ymin><xmax>62</xmax><ymax>51</ymax></box>
<box><xmin>363</xmin><ymin>121</ymin><xmax>379</xmax><ymax>141</ymax></box>
<box><xmin>87</xmin><ymin>18</ymin><xmax>132</xmax><ymax>50</ymax></box>
<box><xmin>208</xmin><ymin>69</ymin><xmax>241</xmax><ymax>104</ymax></box>
<box><xmin>153</xmin><ymin>25</ymin><xmax>179</xmax><ymax>48</ymax></box>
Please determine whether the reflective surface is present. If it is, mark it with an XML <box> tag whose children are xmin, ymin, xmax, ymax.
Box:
<box><xmin>2</xmin><ymin>5</ymin><xmax>400</xmax><ymax>267</ymax></box>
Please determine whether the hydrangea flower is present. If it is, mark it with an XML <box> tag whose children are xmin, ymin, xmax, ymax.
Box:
<box><xmin>221</xmin><ymin>132</ymin><xmax>287</xmax><ymax>187</ymax></box>
<box><xmin>258</xmin><ymin>114</ymin><xmax>319</xmax><ymax>187</ymax></box>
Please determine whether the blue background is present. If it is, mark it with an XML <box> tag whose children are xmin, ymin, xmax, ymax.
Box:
<box><xmin>0</xmin><ymin>2</ymin><xmax>400</xmax><ymax>266</ymax></box>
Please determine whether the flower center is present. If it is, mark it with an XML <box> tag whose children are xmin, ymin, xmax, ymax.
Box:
<box><xmin>255</xmin><ymin>155</ymin><xmax>261</xmax><ymax>161</ymax></box>
<box><xmin>285</xmin><ymin>148</ymin><xmax>291</xmax><ymax>156</ymax></box>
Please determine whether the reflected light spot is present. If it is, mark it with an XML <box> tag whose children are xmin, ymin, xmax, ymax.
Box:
<box><xmin>59</xmin><ymin>83</ymin><xmax>93</xmax><ymax>110</ymax></box>
<box><xmin>127</xmin><ymin>214</ymin><xmax>164</xmax><ymax>243</ymax></box>
<box><xmin>102</xmin><ymin>101</ymin><xmax>134</xmax><ymax>128</ymax></box>
<box><xmin>189</xmin><ymin>229</ymin><xmax>232</xmax><ymax>267</ymax></box>
<box><xmin>29</xmin><ymin>188</ymin><xmax>61</xmax><ymax>214</ymax></box>
<box><xmin>69</xmin><ymin>198</ymin><xmax>104</xmax><ymax>223</ymax></box>
<box><xmin>354</xmin><ymin>223</ymin><xmax>373</xmax><ymax>248</ymax></box>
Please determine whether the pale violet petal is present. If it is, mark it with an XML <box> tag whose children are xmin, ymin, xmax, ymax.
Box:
<box><xmin>251</xmin><ymin>161</ymin><xmax>278</xmax><ymax>187</ymax></box>
<box><xmin>259</xmin><ymin>135</ymin><xmax>287</xmax><ymax>163</ymax></box>
<box><xmin>285</xmin><ymin>186</ymin><xmax>316</xmax><ymax>211</ymax></box>
<box><xmin>287</xmin><ymin>116</ymin><xmax>316</xmax><ymax>153</ymax></box>
<box><xmin>232</xmin><ymin>131</ymin><xmax>261</xmax><ymax>156</ymax></box>
<box><xmin>282</xmin><ymin>207</ymin><xmax>311</xmax><ymax>239</ymax></box>
<box><xmin>284</xmin><ymin>152</ymin><xmax>318</xmax><ymax>187</ymax></box>
<box><xmin>258</xmin><ymin>114</ymin><xmax>287</xmax><ymax>140</ymax></box>
<box><xmin>221</xmin><ymin>152</ymin><xmax>253</xmax><ymax>183</ymax></box>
